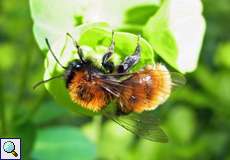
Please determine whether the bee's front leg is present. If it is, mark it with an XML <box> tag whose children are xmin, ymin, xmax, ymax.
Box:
<box><xmin>102</xmin><ymin>31</ymin><xmax>115</xmax><ymax>73</ymax></box>
<box><xmin>116</xmin><ymin>35</ymin><xmax>141</xmax><ymax>73</ymax></box>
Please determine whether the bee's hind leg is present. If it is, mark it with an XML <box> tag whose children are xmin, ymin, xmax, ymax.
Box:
<box><xmin>116</xmin><ymin>35</ymin><xmax>141</xmax><ymax>73</ymax></box>
<box><xmin>102</xmin><ymin>31</ymin><xmax>115</xmax><ymax>73</ymax></box>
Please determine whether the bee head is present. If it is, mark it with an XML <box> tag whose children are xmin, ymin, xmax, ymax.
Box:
<box><xmin>68</xmin><ymin>59</ymin><xmax>83</xmax><ymax>70</ymax></box>
<box><xmin>64</xmin><ymin>59</ymin><xmax>84</xmax><ymax>88</ymax></box>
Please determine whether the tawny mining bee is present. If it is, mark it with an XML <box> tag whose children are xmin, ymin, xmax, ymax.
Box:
<box><xmin>34</xmin><ymin>31</ymin><xmax>185</xmax><ymax>142</ymax></box>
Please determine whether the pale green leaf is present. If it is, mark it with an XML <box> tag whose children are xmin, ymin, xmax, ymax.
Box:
<box><xmin>144</xmin><ymin>0</ymin><xmax>206</xmax><ymax>73</ymax></box>
<box><xmin>30</xmin><ymin>0</ymin><xmax>160</xmax><ymax>50</ymax></box>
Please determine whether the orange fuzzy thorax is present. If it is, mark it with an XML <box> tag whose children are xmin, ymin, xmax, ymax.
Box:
<box><xmin>68</xmin><ymin>70</ymin><xmax>111</xmax><ymax>112</ymax></box>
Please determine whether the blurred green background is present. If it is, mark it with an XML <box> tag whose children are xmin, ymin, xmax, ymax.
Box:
<box><xmin>0</xmin><ymin>0</ymin><xmax>230</xmax><ymax>160</ymax></box>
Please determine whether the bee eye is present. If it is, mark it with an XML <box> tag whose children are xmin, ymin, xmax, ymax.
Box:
<box><xmin>74</xmin><ymin>63</ymin><xmax>81</xmax><ymax>68</ymax></box>
<box><xmin>71</xmin><ymin>61</ymin><xmax>82</xmax><ymax>69</ymax></box>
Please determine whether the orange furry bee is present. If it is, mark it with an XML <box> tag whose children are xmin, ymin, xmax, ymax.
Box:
<box><xmin>34</xmin><ymin>31</ymin><xmax>185</xmax><ymax>142</ymax></box>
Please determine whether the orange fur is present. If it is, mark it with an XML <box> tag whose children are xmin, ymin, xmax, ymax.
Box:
<box><xmin>68</xmin><ymin>70</ymin><xmax>110</xmax><ymax>112</ymax></box>
<box><xmin>119</xmin><ymin>63</ymin><xmax>172</xmax><ymax>113</ymax></box>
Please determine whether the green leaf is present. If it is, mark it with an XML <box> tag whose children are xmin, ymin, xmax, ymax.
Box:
<box><xmin>124</xmin><ymin>4</ymin><xmax>159</xmax><ymax>25</ymax></box>
<box><xmin>29</xmin><ymin>0</ymin><xmax>90</xmax><ymax>50</ymax></box>
<box><xmin>118</xmin><ymin>24</ymin><xmax>144</xmax><ymax>34</ymax></box>
<box><xmin>44</xmin><ymin>26</ymin><xmax>154</xmax><ymax>115</ymax></box>
<box><xmin>33</xmin><ymin>127</ymin><xmax>96</xmax><ymax>160</ymax></box>
<box><xmin>78</xmin><ymin>27</ymin><xmax>154</xmax><ymax>71</ymax></box>
<box><xmin>118</xmin><ymin>3</ymin><xmax>160</xmax><ymax>34</ymax></box>
<box><xmin>144</xmin><ymin>0</ymin><xmax>206</xmax><ymax>73</ymax></box>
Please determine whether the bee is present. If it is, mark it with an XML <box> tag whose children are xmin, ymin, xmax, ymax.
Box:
<box><xmin>34</xmin><ymin>31</ymin><xmax>185</xmax><ymax>142</ymax></box>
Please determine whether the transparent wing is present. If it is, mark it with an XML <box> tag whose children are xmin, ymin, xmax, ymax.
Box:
<box><xmin>121</xmin><ymin>71</ymin><xmax>186</xmax><ymax>89</ymax></box>
<box><xmin>102</xmin><ymin>108</ymin><xmax>168</xmax><ymax>143</ymax></box>
<box><xmin>101</xmin><ymin>71</ymin><xmax>186</xmax><ymax>89</ymax></box>
<box><xmin>170</xmin><ymin>72</ymin><xmax>186</xmax><ymax>88</ymax></box>
<box><xmin>99</xmin><ymin>71</ymin><xmax>185</xmax><ymax>107</ymax></box>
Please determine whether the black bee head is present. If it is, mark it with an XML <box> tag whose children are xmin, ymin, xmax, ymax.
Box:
<box><xmin>64</xmin><ymin>59</ymin><xmax>84</xmax><ymax>88</ymax></box>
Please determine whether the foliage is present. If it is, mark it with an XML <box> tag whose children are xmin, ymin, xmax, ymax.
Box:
<box><xmin>33</xmin><ymin>127</ymin><xmax>96</xmax><ymax>160</ymax></box>
<box><xmin>143</xmin><ymin>0</ymin><xmax>206</xmax><ymax>73</ymax></box>
<box><xmin>0</xmin><ymin>0</ymin><xmax>229</xmax><ymax>160</ymax></box>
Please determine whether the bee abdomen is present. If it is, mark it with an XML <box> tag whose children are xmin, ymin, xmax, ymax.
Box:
<box><xmin>142</xmin><ymin>64</ymin><xmax>171</xmax><ymax>111</ymax></box>
<box><xmin>120</xmin><ymin>63</ymin><xmax>172</xmax><ymax>113</ymax></box>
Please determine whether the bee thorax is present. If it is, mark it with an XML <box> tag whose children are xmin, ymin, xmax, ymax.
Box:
<box><xmin>67</xmin><ymin>70</ymin><xmax>111</xmax><ymax>112</ymax></box>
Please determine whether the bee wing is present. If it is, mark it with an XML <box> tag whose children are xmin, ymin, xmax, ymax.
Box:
<box><xmin>100</xmin><ymin>72</ymin><xmax>174</xmax><ymax>111</ymax></box>
<box><xmin>102</xmin><ymin>109</ymin><xmax>168</xmax><ymax>143</ymax></box>
<box><xmin>102</xmin><ymin>71</ymin><xmax>186</xmax><ymax>89</ymax></box>
<box><xmin>170</xmin><ymin>72</ymin><xmax>186</xmax><ymax>88</ymax></box>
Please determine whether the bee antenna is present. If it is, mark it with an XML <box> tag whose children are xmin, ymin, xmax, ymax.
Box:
<box><xmin>33</xmin><ymin>74</ymin><xmax>63</xmax><ymax>90</ymax></box>
<box><xmin>66</xmin><ymin>33</ymin><xmax>85</xmax><ymax>63</ymax></box>
<box><xmin>45</xmin><ymin>38</ymin><xmax>67</xmax><ymax>69</ymax></box>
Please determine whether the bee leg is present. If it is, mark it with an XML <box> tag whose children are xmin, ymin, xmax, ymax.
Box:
<box><xmin>102</xmin><ymin>31</ymin><xmax>115</xmax><ymax>73</ymax></box>
<box><xmin>66</xmin><ymin>33</ymin><xmax>85</xmax><ymax>63</ymax></box>
<box><xmin>116</xmin><ymin>101</ymin><xmax>132</xmax><ymax>116</ymax></box>
<box><xmin>116</xmin><ymin>107</ymin><xmax>131</xmax><ymax>116</ymax></box>
<box><xmin>116</xmin><ymin>35</ymin><xmax>141</xmax><ymax>73</ymax></box>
